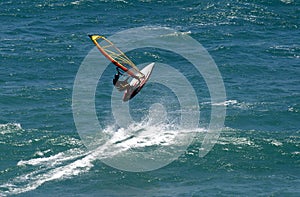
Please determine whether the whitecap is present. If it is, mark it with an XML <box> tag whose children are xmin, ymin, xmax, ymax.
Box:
<box><xmin>0</xmin><ymin>123</ymin><xmax>22</xmax><ymax>134</ymax></box>
<box><xmin>280</xmin><ymin>0</ymin><xmax>294</xmax><ymax>4</ymax></box>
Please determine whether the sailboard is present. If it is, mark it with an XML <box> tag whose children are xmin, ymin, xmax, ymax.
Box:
<box><xmin>89</xmin><ymin>34</ymin><xmax>154</xmax><ymax>101</ymax></box>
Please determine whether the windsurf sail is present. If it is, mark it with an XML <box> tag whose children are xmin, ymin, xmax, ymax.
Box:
<box><xmin>88</xmin><ymin>35</ymin><xmax>144</xmax><ymax>80</ymax></box>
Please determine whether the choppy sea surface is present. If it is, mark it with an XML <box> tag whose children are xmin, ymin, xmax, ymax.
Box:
<box><xmin>1</xmin><ymin>0</ymin><xmax>299</xmax><ymax>196</ymax></box>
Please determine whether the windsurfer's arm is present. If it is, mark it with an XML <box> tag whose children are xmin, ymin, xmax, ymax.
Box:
<box><xmin>116</xmin><ymin>67</ymin><xmax>124</xmax><ymax>76</ymax></box>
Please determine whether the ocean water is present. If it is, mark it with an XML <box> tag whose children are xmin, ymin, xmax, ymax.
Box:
<box><xmin>1</xmin><ymin>0</ymin><xmax>299</xmax><ymax>196</ymax></box>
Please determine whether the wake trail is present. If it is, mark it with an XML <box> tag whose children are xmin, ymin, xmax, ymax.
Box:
<box><xmin>0</xmin><ymin>121</ymin><xmax>204</xmax><ymax>196</ymax></box>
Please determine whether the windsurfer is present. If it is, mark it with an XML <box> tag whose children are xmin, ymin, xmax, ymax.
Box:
<box><xmin>113</xmin><ymin>68</ymin><xmax>129</xmax><ymax>91</ymax></box>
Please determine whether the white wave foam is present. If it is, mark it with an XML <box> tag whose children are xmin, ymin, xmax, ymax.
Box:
<box><xmin>212</xmin><ymin>100</ymin><xmax>238</xmax><ymax>106</ymax></box>
<box><xmin>102</xmin><ymin>120</ymin><xmax>203</xmax><ymax>151</ymax></box>
<box><xmin>17</xmin><ymin>148</ymin><xmax>87</xmax><ymax>167</ymax></box>
<box><xmin>1</xmin><ymin>120</ymin><xmax>205</xmax><ymax>196</ymax></box>
<box><xmin>263</xmin><ymin>138</ymin><xmax>283</xmax><ymax>147</ymax></box>
<box><xmin>0</xmin><ymin>123</ymin><xmax>22</xmax><ymax>129</ymax></box>
<box><xmin>211</xmin><ymin>100</ymin><xmax>251</xmax><ymax>110</ymax></box>
<box><xmin>0</xmin><ymin>123</ymin><xmax>22</xmax><ymax>134</ymax></box>
<box><xmin>280</xmin><ymin>0</ymin><xmax>294</xmax><ymax>4</ymax></box>
<box><xmin>1</xmin><ymin>148</ymin><xmax>91</xmax><ymax>196</ymax></box>
<box><xmin>218</xmin><ymin>136</ymin><xmax>257</xmax><ymax>147</ymax></box>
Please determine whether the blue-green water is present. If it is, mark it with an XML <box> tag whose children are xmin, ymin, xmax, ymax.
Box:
<box><xmin>1</xmin><ymin>0</ymin><xmax>299</xmax><ymax>196</ymax></box>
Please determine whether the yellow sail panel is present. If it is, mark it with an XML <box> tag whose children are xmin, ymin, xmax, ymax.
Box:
<box><xmin>90</xmin><ymin>35</ymin><xmax>144</xmax><ymax>78</ymax></box>
<box><xmin>90</xmin><ymin>35</ymin><xmax>102</xmax><ymax>41</ymax></box>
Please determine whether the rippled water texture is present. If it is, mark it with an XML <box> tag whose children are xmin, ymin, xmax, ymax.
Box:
<box><xmin>0</xmin><ymin>0</ymin><xmax>299</xmax><ymax>196</ymax></box>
